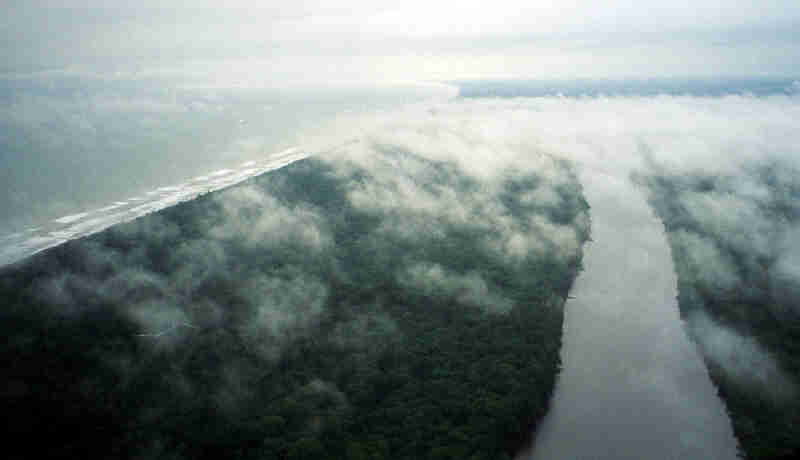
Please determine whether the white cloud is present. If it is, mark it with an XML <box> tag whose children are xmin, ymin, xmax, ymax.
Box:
<box><xmin>3</xmin><ymin>1</ymin><xmax>799</xmax><ymax>82</ymax></box>
<box><xmin>238</xmin><ymin>272</ymin><xmax>328</xmax><ymax>360</ymax></box>
<box><xmin>400</xmin><ymin>262</ymin><xmax>514</xmax><ymax>314</ymax></box>
<box><xmin>211</xmin><ymin>185</ymin><xmax>331</xmax><ymax>250</ymax></box>
<box><xmin>687</xmin><ymin>310</ymin><xmax>797</xmax><ymax>402</ymax></box>
<box><xmin>668</xmin><ymin>230</ymin><xmax>741</xmax><ymax>292</ymax></box>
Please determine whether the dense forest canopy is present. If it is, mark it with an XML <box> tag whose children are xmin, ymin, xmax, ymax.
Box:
<box><xmin>639</xmin><ymin>162</ymin><xmax>800</xmax><ymax>459</ymax></box>
<box><xmin>1</xmin><ymin>138</ymin><xmax>589</xmax><ymax>459</ymax></box>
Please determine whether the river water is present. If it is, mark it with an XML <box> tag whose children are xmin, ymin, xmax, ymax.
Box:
<box><xmin>526</xmin><ymin>169</ymin><xmax>740</xmax><ymax>460</ymax></box>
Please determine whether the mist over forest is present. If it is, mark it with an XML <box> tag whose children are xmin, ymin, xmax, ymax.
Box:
<box><xmin>639</xmin><ymin>161</ymin><xmax>800</xmax><ymax>458</ymax></box>
<box><xmin>3</xmin><ymin>0</ymin><xmax>800</xmax><ymax>458</ymax></box>
<box><xmin>0</xmin><ymin>126</ymin><xmax>589</xmax><ymax>459</ymax></box>
<box><xmin>1</xmin><ymin>69</ymin><xmax>800</xmax><ymax>460</ymax></box>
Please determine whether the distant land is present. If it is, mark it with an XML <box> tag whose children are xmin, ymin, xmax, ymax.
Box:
<box><xmin>454</xmin><ymin>77</ymin><xmax>799</xmax><ymax>98</ymax></box>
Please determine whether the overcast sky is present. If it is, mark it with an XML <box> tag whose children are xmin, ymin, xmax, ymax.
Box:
<box><xmin>2</xmin><ymin>1</ymin><xmax>800</xmax><ymax>85</ymax></box>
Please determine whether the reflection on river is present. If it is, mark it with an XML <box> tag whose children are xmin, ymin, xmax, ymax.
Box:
<box><xmin>525</xmin><ymin>170</ymin><xmax>740</xmax><ymax>460</ymax></box>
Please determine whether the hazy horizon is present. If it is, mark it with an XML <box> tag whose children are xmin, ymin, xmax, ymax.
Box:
<box><xmin>3</xmin><ymin>1</ymin><xmax>800</xmax><ymax>85</ymax></box>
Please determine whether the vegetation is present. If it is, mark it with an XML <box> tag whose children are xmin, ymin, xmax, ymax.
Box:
<box><xmin>639</xmin><ymin>165</ymin><xmax>800</xmax><ymax>459</ymax></box>
<box><xmin>0</xmin><ymin>148</ymin><xmax>589</xmax><ymax>459</ymax></box>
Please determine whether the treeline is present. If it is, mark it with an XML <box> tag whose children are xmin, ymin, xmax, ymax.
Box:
<box><xmin>639</xmin><ymin>165</ymin><xmax>800</xmax><ymax>459</ymax></box>
<box><xmin>0</xmin><ymin>148</ymin><xmax>589</xmax><ymax>459</ymax></box>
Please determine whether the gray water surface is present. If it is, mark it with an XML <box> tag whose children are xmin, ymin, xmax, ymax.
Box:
<box><xmin>527</xmin><ymin>170</ymin><xmax>740</xmax><ymax>460</ymax></box>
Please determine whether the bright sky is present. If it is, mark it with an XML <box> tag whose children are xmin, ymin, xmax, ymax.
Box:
<box><xmin>3</xmin><ymin>0</ymin><xmax>800</xmax><ymax>85</ymax></box>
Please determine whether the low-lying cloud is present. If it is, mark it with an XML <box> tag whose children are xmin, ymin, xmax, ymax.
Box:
<box><xmin>400</xmin><ymin>263</ymin><xmax>514</xmax><ymax>314</ymax></box>
<box><xmin>687</xmin><ymin>310</ymin><xmax>797</xmax><ymax>402</ymax></box>
<box><xmin>4</xmin><ymin>85</ymin><xmax>800</xmax><ymax>457</ymax></box>
<box><xmin>354</xmin><ymin>91</ymin><xmax>800</xmax><ymax>417</ymax></box>
<box><xmin>2</xmin><ymin>94</ymin><xmax>598</xmax><ymax>457</ymax></box>
<box><xmin>210</xmin><ymin>185</ymin><xmax>331</xmax><ymax>251</ymax></box>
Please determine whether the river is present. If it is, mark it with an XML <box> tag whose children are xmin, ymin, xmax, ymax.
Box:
<box><xmin>525</xmin><ymin>168</ymin><xmax>740</xmax><ymax>460</ymax></box>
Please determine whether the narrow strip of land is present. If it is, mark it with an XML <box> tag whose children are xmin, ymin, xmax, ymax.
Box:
<box><xmin>527</xmin><ymin>170</ymin><xmax>740</xmax><ymax>460</ymax></box>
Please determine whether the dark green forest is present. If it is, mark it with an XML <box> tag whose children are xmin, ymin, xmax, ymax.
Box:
<box><xmin>639</xmin><ymin>165</ymin><xmax>800</xmax><ymax>460</ymax></box>
<box><xmin>1</xmin><ymin>147</ymin><xmax>589</xmax><ymax>459</ymax></box>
